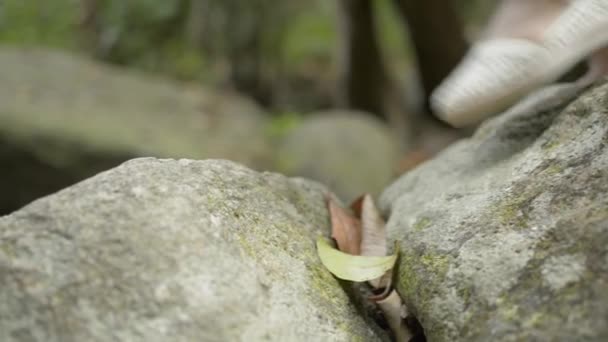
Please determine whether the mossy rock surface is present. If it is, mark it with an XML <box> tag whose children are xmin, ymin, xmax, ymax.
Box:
<box><xmin>0</xmin><ymin>47</ymin><xmax>271</xmax><ymax>214</ymax></box>
<box><xmin>0</xmin><ymin>158</ymin><xmax>387</xmax><ymax>341</ymax></box>
<box><xmin>380</xmin><ymin>83</ymin><xmax>608</xmax><ymax>341</ymax></box>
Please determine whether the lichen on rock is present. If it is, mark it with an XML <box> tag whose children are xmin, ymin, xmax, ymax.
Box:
<box><xmin>0</xmin><ymin>158</ymin><xmax>388</xmax><ymax>341</ymax></box>
<box><xmin>380</xmin><ymin>82</ymin><xmax>608</xmax><ymax>341</ymax></box>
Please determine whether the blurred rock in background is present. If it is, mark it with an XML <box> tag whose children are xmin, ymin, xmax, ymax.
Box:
<box><xmin>0</xmin><ymin>47</ymin><xmax>271</xmax><ymax>214</ymax></box>
<box><xmin>276</xmin><ymin>111</ymin><xmax>400</xmax><ymax>202</ymax></box>
<box><xmin>0</xmin><ymin>0</ymin><xmax>497</xmax><ymax>214</ymax></box>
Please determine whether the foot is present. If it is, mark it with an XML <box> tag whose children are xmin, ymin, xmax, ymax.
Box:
<box><xmin>484</xmin><ymin>0</ymin><xmax>569</xmax><ymax>42</ymax></box>
<box><xmin>431</xmin><ymin>0</ymin><xmax>608</xmax><ymax>127</ymax></box>
<box><xmin>578</xmin><ymin>47</ymin><xmax>608</xmax><ymax>85</ymax></box>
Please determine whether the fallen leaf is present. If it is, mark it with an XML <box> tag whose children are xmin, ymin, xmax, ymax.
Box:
<box><xmin>377</xmin><ymin>290</ymin><xmax>412</xmax><ymax>342</ymax></box>
<box><xmin>349</xmin><ymin>194</ymin><xmax>365</xmax><ymax>218</ymax></box>
<box><xmin>360</xmin><ymin>194</ymin><xmax>387</xmax><ymax>258</ymax></box>
<box><xmin>358</xmin><ymin>194</ymin><xmax>391</xmax><ymax>288</ymax></box>
<box><xmin>367</xmin><ymin>273</ymin><xmax>393</xmax><ymax>301</ymax></box>
<box><xmin>327</xmin><ymin>195</ymin><xmax>361</xmax><ymax>255</ymax></box>
<box><xmin>316</xmin><ymin>237</ymin><xmax>397</xmax><ymax>282</ymax></box>
<box><xmin>320</xmin><ymin>195</ymin><xmax>412</xmax><ymax>341</ymax></box>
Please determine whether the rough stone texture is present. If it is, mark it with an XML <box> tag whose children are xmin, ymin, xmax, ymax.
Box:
<box><xmin>0</xmin><ymin>158</ymin><xmax>386</xmax><ymax>342</ymax></box>
<box><xmin>0</xmin><ymin>47</ymin><xmax>271</xmax><ymax>215</ymax></box>
<box><xmin>277</xmin><ymin>110</ymin><xmax>400</xmax><ymax>202</ymax></box>
<box><xmin>380</xmin><ymin>82</ymin><xmax>608</xmax><ymax>341</ymax></box>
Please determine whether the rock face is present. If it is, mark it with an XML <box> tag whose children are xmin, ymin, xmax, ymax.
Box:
<box><xmin>277</xmin><ymin>111</ymin><xmax>400</xmax><ymax>202</ymax></box>
<box><xmin>380</xmin><ymin>82</ymin><xmax>608</xmax><ymax>341</ymax></box>
<box><xmin>0</xmin><ymin>47</ymin><xmax>271</xmax><ymax>215</ymax></box>
<box><xmin>0</xmin><ymin>158</ymin><xmax>386</xmax><ymax>341</ymax></box>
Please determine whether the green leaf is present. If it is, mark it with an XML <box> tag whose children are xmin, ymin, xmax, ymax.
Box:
<box><xmin>316</xmin><ymin>237</ymin><xmax>397</xmax><ymax>282</ymax></box>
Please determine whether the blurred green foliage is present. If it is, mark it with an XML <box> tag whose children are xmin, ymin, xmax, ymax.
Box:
<box><xmin>265</xmin><ymin>111</ymin><xmax>303</xmax><ymax>140</ymax></box>
<box><xmin>282</xmin><ymin>5</ymin><xmax>335</xmax><ymax>68</ymax></box>
<box><xmin>0</xmin><ymin>0</ymin><xmax>417</xmax><ymax>82</ymax></box>
<box><xmin>0</xmin><ymin>0</ymin><xmax>78</xmax><ymax>48</ymax></box>
<box><xmin>0</xmin><ymin>0</ymin><xmax>494</xmax><ymax>110</ymax></box>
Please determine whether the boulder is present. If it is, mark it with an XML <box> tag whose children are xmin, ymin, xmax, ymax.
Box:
<box><xmin>0</xmin><ymin>158</ymin><xmax>386</xmax><ymax>341</ymax></box>
<box><xmin>0</xmin><ymin>47</ymin><xmax>271</xmax><ymax>215</ymax></box>
<box><xmin>380</xmin><ymin>82</ymin><xmax>608</xmax><ymax>341</ymax></box>
<box><xmin>277</xmin><ymin>111</ymin><xmax>400</xmax><ymax>202</ymax></box>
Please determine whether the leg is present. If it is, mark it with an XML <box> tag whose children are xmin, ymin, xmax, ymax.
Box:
<box><xmin>335</xmin><ymin>0</ymin><xmax>389</xmax><ymax>118</ymax></box>
<box><xmin>392</xmin><ymin>0</ymin><xmax>468</xmax><ymax>103</ymax></box>
<box><xmin>485</xmin><ymin>0</ymin><xmax>569</xmax><ymax>40</ymax></box>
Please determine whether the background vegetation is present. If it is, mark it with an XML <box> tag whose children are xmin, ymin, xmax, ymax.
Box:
<box><xmin>0</xmin><ymin>0</ymin><xmax>495</xmax><ymax>116</ymax></box>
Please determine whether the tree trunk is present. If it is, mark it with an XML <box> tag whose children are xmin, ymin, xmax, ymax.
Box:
<box><xmin>392</xmin><ymin>0</ymin><xmax>468</xmax><ymax>108</ymax></box>
<box><xmin>336</xmin><ymin>0</ymin><xmax>389</xmax><ymax>119</ymax></box>
<box><xmin>78</xmin><ymin>0</ymin><xmax>101</xmax><ymax>53</ymax></box>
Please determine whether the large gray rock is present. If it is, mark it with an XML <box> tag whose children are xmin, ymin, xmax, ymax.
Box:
<box><xmin>0</xmin><ymin>158</ymin><xmax>386</xmax><ymax>341</ymax></box>
<box><xmin>380</xmin><ymin>82</ymin><xmax>608</xmax><ymax>341</ymax></box>
<box><xmin>0</xmin><ymin>47</ymin><xmax>271</xmax><ymax>214</ymax></box>
<box><xmin>277</xmin><ymin>111</ymin><xmax>400</xmax><ymax>202</ymax></box>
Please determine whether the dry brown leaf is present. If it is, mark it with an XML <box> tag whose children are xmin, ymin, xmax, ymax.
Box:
<box><xmin>367</xmin><ymin>273</ymin><xmax>393</xmax><ymax>301</ymax></box>
<box><xmin>325</xmin><ymin>194</ymin><xmax>411</xmax><ymax>341</ymax></box>
<box><xmin>349</xmin><ymin>194</ymin><xmax>365</xmax><ymax>219</ymax></box>
<box><xmin>359</xmin><ymin>194</ymin><xmax>390</xmax><ymax>288</ymax></box>
<box><xmin>340</xmin><ymin>194</ymin><xmax>412</xmax><ymax>342</ymax></box>
<box><xmin>327</xmin><ymin>195</ymin><xmax>361</xmax><ymax>255</ymax></box>
<box><xmin>377</xmin><ymin>290</ymin><xmax>412</xmax><ymax>342</ymax></box>
<box><xmin>360</xmin><ymin>194</ymin><xmax>387</xmax><ymax>257</ymax></box>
